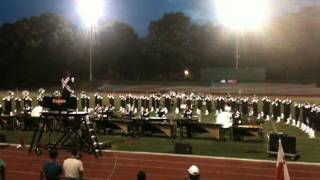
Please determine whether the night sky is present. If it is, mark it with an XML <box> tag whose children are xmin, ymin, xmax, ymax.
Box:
<box><xmin>0</xmin><ymin>0</ymin><xmax>319</xmax><ymax>36</ymax></box>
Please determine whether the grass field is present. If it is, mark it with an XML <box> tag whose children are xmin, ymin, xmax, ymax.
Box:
<box><xmin>1</xmin><ymin>120</ymin><xmax>320</xmax><ymax>162</ymax></box>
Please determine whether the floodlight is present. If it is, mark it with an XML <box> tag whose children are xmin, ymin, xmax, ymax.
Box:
<box><xmin>77</xmin><ymin>0</ymin><xmax>104</xmax><ymax>27</ymax></box>
<box><xmin>215</xmin><ymin>0</ymin><xmax>270</xmax><ymax>31</ymax></box>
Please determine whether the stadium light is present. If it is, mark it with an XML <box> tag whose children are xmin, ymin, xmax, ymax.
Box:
<box><xmin>215</xmin><ymin>0</ymin><xmax>270</xmax><ymax>31</ymax></box>
<box><xmin>77</xmin><ymin>0</ymin><xmax>104</xmax><ymax>28</ymax></box>
<box><xmin>77</xmin><ymin>0</ymin><xmax>104</xmax><ymax>82</ymax></box>
<box><xmin>215</xmin><ymin>0</ymin><xmax>270</xmax><ymax>69</ymax></box>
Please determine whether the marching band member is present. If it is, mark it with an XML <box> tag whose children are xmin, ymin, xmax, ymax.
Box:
<box><xmin>14</xmin><ymin>96</ymin><xmax>22</xmax><ymax>113</ymax></box>
<box><xmin>126</xmin><ymin>94</ymin><xmax>130</xmax><ymax>107</ymax></box>
<box><xmin>301</xmin><ymin>103</ymin><xmax>309</xmax><ymax>132</ymax></box>
<box><xmin>230</xmin><ymin>97</ymin><xmax>237</xmax><ymax>112</ymax></box>
<box><xmin>293</xmin><ymin>102</ymin><xmax>301</xmax><ymax>127</ymax></box>
<box><xmin>2</xmin><ymin>91</ymin><xmax>14</xmax><ymax>115</ymax></box>
<box><xmin>145</xmin><ymin>96</ymin><xmax>150</xmax><ymax>111</ymax></box>
<box><xmin>155</xmin><ymin>95</ymin><xmax>161</xmax><ymax>111</ymax></box>
<box><xmin>150</xmin><ymin>94</ymin><xmax>156</xmax><ymax>112</ymax></box>
<box><xmin>205</xmin><ymin>95</ymin><xmax>212</xmax><ymax>116</ymax></box>
<box><xmin>283</xmin><ymin>98</ymin><xmax>292</xmax><ymax>124</ymax></box>
<box><xmin>80</xmin><ymin>91</ymin><xmax>90</xmax><ymax>111</ymax></box>
<box><xmin>119</xmin><ymin>95</ymin><xmax>126</xmax><ymax>113</ymax></box>
<box><xmin>140</xmin><ymin>95</ymin><xmax>145</xmax><ymax>112</ymax></box>
<box><xmin>37</xmin><ymin>88</ymin><xmax>45</xmax><ymax>106</ymax></box>
<box><xmin>308</xmin><ymin>105</ymin><xmax>317</xmax><ymax>138</ymax></box>
<box><xmin>272</xmin><ymin>98</ymin><xmax>281</xmax><ymax>122</ymax></box>
<box><xmin>241</xmin><ymin>97</ymin><xmax>249</xmax><ymax>116</ymax></box>
<box><xmin>175</xmin><ymin>93</ymin><xmax>182</xmax><ymax>114</ymax></box>
<box><xmin>108</xmin><ymin>94</ymin><xmax>115</xmax><ymax>107</ymax></box>
<box><xmin>186</xmin><ymin>96</ymin><xmax>192</xmax><ymax>111</ymax></box>
<box><xmin>261</xmin><ymin>96</ymin><xmax>271</xmax><ymax>120</ymax></box>
<box><xmin>129</xmin><ymin>95</ymin><xmax>134</xmax><ymax>107</ymax></box>
<box><xmin>196</xmin><ymin>96</ymin><xmax>202</xmax><ymax>115</ymax></box>
<box><xmin>94</xmin><ymin>93</ymin><xmax>103</xmax><ymax>107</ymax></box>
<box><xmin>252</xmin><ymin>96</ymin><xmax>259</xmax><ymax>117</ymax></box>
<box><xmin>133</xmin><ymin>96</ymin><xmax>139</xmax><ymax>114</ymax></box>
<box><xmin>164</xmin><ymin>94</ymin><xmax>171</xmax><ymax>112</ymax></box>
<box><xmin>22</xmin><ymin>90</ymin><xmax>32</xmax><ymax>115</ymax></box>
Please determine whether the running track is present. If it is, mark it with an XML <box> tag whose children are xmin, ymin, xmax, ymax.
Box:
<box><xmin>1</xmin><ymin>146</ymin><xmax>320</xmax><ymax>180</ymax></box>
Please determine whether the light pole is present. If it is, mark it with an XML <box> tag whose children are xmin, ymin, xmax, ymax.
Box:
<box><xmin>89</xmin><ymin>26</ymin><xmax>93</xmax><ymax>82</ymax></box>
<box><xmin>235</xmin><ymin>35</ymin><xmax>240</xmax><ymax>69</ymax></box>
<box><xmin>77</xmin><ymin>0</ymin><xmax>104</xmax><ymax>82</ymax></box>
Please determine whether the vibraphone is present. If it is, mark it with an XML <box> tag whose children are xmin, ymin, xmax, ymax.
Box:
<box><xmin>232</xmin><ymin>125</ymin><xmax>264</xmax><ymax>142</ymax></box>
<box><xmin>94</xmin><ymin>115</ymin><xmax>225</xmax><ymax>140</ymax></box>
<box><xmin>95</xmin><ymin>116</ymin><xmax>175</xmax><ymax>138</ymax></box>
<box><xmin>177</xmin><ymin>119</ymin><xmax>222</xmax><ymax>140</ymax></box>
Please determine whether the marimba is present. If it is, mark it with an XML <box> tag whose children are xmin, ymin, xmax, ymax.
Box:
<box><xmin>177</xmin><ymin>119</ymin><xmax>222</xmax><ymax>140</ymax></box>
<box><xmin>232</xmin><ymin>125</ymin><xmax>264</xmax><ymax>142</ymax></box>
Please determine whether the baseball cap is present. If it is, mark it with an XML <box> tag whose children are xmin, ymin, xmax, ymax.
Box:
<box><xmin>188</xmin><ymin>165</ymin><xmax>199</xmax><ymax>175</ymax></box>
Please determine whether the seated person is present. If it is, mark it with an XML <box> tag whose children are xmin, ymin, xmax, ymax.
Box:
<box><xmin>41</xmin><ymin>149</ymin><xmax>62</xmax><ymax>180</ymax></box>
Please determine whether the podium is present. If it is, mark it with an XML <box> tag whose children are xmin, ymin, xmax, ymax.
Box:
<box><xmin>29</xmin><ymin>96</ymin><xmax>103</xmax><ymax>157</ymax></box>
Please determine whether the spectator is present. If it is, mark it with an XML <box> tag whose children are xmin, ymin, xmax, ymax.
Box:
<box><xmin>137</xmin><ymin>171</ymin><xmax>146</xmax><ymax>180</ymax></box>
<box><xmin>63</xmin><ymin>149</ymin><xmax>84</xmax><ymax>180</ymax></box>
<box><xmin>185</xmin><ymin>165</ymin><xmax>200</xmax><ymax>180</ymax></box>
<box><xmin>41</xmin><ymin>149</ymin><xmax>62</xmax><ymax>180</ymax></box>
<box><xmin>0</xmin><ymin>159</ymin><xmax>5</xmax><ymax>180</ymax></box>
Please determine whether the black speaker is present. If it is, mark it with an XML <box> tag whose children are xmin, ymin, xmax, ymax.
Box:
<box><xmin>269</xmin><ymin>133</ymin><xmax>296</xmax><ymax>154</ymax></box>
<box><xmin>175</xmin><ymin>143</ymin><xmax>192</xmax><ymax>154</ymax></box>
<box><xmin>282</xmin><ymin>136</ymin><xmax>296</xmax><ymax>154</ymax></box>
<box><xmin>0</xmin><ymin>134</ymin><xmax>6</xmax><ymax>143</ymax></box>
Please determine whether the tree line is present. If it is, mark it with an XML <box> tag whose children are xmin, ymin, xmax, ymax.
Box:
<box><xmin>0</xmin><ymin>6</ymin><xmax>319</xmax><ymax>88</ymax></box>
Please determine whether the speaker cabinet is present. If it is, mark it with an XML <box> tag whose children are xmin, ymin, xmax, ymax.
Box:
<box><xmin>175</xmin><ymin>143</ymin><xmax>192</xmax><ymax>154</ymax></box>
<box><xmin>0</xmin><ymin>134</ymin><xmax>6</xmax><ymax>143</ymax></box>
<box><xmin>269</xmin><ymin>133</ymin><xmax>296</xmax><ymax>154</ymax></box>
